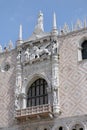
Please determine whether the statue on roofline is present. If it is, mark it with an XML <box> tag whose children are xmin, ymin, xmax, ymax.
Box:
<box><xmin>34</xmin><ymin>11</ymin><xmax>44</xmax><ymax>34</ymax></box>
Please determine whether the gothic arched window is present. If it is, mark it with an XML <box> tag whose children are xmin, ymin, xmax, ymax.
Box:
<box><xmin>27</xmin><ymin>78</ymin><xmax>48</xmax><ymax>107</ymax></box>
<box><xmin>81</xmin><ymin>40</ymin><xmax>87</xmax><ymax>59</ymax></box>
<box><xmin>59</xmin><ymin>127</ymin><xmax>63</xmax><ymax>130</ymax></box>
<box><xmin>72</xmin><ymin>124</ymin><xmax>84</xmax><ymax>130</ymax></box>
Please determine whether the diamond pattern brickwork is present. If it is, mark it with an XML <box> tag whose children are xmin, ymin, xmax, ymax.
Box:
<box><xmin>59</xmin><ymin>34</ymin><xmax>87</xmax><ymax>117</ymax></box>
<box><xmin>0</xmin><ymin>50</ymin><xmax>17</xmax><ymax>127</ymax></box>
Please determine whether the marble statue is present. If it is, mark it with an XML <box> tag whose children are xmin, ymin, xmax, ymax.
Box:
<box><xmin>8</xmin><ymin>40</ymin><xmax>13</xmax><ymax>50</ymax></box>
<box><xmin>15</xmin><ymin>96</ymin><xmax>20</xmax><ymax>109</ymax></box>
<box><xmin>52</xmin><ymin>40</ymin><xmax>59</xmax><ymax>54</ymax></box>
<box><xmin>33</xmin><ymin>46</ymin><xmax>51</xmax><ymax>58</ymax></box>
<box><xmin>75</xmin><ymin>19</ymin><xmax>82</xmax><ymax>30</ymax></box>
<box><xmin>63</xmin><ymin>23</ymin><xmax>70</xmax><ymax>34</ymax></box>
<box><xmin>53</xmin><ymin>90</ymin><xmax>58</xmax><ymax>105</ymax></box>
<box><xmin>16</xmin><ymin>76</ymin><xmax>22</xmax><ymax>92</ymax></box>
<box><xmin>24</xmin><ymin>48</ymin><xmax>30</xmax><ymax>61</ymax></box>
<box><xmin>34</xmin><ymin>11</ymin><xmax>44</xmax><ymax>33</ymax></box>
<box><xmin>17</xmin><ymin>52</ymin><xmax>21</xmax><ymax>61</ymax></box>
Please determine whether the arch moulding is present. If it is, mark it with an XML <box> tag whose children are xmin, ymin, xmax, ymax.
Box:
<box><xmin>24</xmin><ymin>72</ymin><xmax>51</xmax><ymax>94</ymax></box>
<box><xmin>69</xmin><ymin>120</ymin><xmax>86</xmax><ymax>130</ymax></box>
<box><xmin>78</xmin><ymin>36</ymin><xmax>87</xmax><ymax>47</ymax></box>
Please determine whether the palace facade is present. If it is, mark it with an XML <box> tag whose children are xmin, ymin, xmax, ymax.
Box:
<box><xmin>0</xmin><ymin>12</ymin><xmax>87</xmax><ymax>130</ymax></box>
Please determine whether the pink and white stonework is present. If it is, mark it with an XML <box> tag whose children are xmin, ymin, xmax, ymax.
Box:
<box><xmin>0</xmin><ymin>12</ymin><xmax>87</xmax><ymax>130</ymax></box>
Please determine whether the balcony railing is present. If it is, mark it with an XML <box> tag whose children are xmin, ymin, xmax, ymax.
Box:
<box><xmin>15</xmin><ymin>104</ymin><xmax>53</xmax><ymax>119</ymax></box>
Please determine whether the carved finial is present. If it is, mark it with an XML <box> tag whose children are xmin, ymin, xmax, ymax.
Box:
<box><xmin>84</xmin><ymin>17</ymin><xmax>87</xmax><ymax>28</ymax></box>
<box><xmin>0</xmin><ymin>45</ymin><xmax>2</xmax><ymax>53</ymax></box>
<box><xmin>71</xmin><ymin>22</ymin><xmax>74</xmax><ymax>31</ymax></box>
<box><xmin>8</xmin><ymin>40</ymin><xmax>13</xmax><ymax>50</ymax></box>
<box><xmin>75</xmin><ymin>19</ymin><xmax>82</xmax><ymax>30</ymax></box>
<box><xmin>59</xmin><ymin>27</ymin><xmax>62</xmax><ymax>35</ymax></box>
<box><xmin>19</xmin><ymin>24</ymin><xmax>22</xmax><ymax>40</ymax></box>
<box><xmin>52</xmin><ymin>12</ymin><xmax>58</xmax><ymax>35</ymax></box>
<box><xmin>63</xmin><ymin>23</ymin><xmax>70</xmax><ymax>34</ymax></box>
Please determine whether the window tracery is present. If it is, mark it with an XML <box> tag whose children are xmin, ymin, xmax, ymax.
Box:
<box><xmin>27</xmin><ymin>78</ymin><xmax>48</xmax><ymax>107</ymax></box>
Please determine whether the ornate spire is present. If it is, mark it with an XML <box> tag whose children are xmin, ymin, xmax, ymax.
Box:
<box><xmin>84</xmin><ymin>17</ymin><xmax>87</xmax><ymax>28</ymax></box>
<box><xmin>75</xmin><ymin>19</ymin><xmax>82</xmax><ymax>30</ymax></box>
<box><xmin>0</xmin><ymin>45</ymin><xmax>2</xmax><ymax>53</ymax></box>
<box><xmin>63</xmin><ymin>23</ymin><xmax>70</xmax><ymax>34</ymax></box>
<box><xmin>52</xmin><ymin>12</ymin><xmax>58</xmax><ymax>35</ymax></box>
<box><xmin>19</xmin><ymin>24</ymin><xmax>22</xmax><ymax>40</ymax></box>
<box><xmin>71</xmin><ymin>22</ymin><xmax>74</xmax><ymax>31</ymax></box>
<box><xmin>16</xmin><ymin>24</ymin><xmax>23</xmax><ymax>45</ymax></box>
<box><xmin>53</xmin><ymin>12</ymin><xmax>57</xmax><ymax>30</ymax></box>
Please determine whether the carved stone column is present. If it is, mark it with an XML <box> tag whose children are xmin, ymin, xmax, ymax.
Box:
<box><xmin>52</xmin><ymin>53</ymin><xmax>60</xmax><ymax>116</ymax></box>
<box><xmin>15</xmin><ymin>50</ymin><xmax>23</xmax><ymax>109</ymax></box>
<box><xmin>51</xmin><ymin>13</ymin><xmax>60</xmax><ymax>113</ymax></box>
<box><xmin>78</xmin><ymin>45</ymin><xmax>82</xmax><ymax>61</ymax></box>
<box><xmin>47</xmin><ymin>87</ymin><xmax>52</xmax><ymax>105</ymax></box>
<box><xmin>21</xmin><ymin>86</ymin><xmax>27</xmax><ymax>109</ymax></box>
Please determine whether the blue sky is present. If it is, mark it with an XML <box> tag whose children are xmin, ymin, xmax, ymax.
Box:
<box><xmin>0</xmin><ymin>0</ymin><xmax>87</xmax><ymax>47</ymax></box>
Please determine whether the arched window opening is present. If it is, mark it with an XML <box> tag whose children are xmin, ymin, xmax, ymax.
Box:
<box><xmin>79</xmin><ymin>128</ymin><xmax>83</xmax><ymax>130</ymax></box>
<box><xmin>81</xmin><ymin>40</ymin><xmax>87</xmax><ymax>59</ymax></box>
<box><xmin>72</xmin><ymin>124</ymin><xmax>84</xmax><ymax>130</ymax></box>
<box><xmin>27</xmin><ymin>78</ymin><xmax>48</xmax><ymax>107</ymax></box>
<box><xmin>44</xmin><ymin>128</ymin><xmax>47</xmax><ymax>130</ymax></box>
<box><xmin>72</xmin><ymin>128</ymin><xmax>83</xmax><ymax>130</ymax></box>
<box><xmin>59</xmin><ymin>127</ymin><xmax>63</xmax><ymax>130</ymax></box>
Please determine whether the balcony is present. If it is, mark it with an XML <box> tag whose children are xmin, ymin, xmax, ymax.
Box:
<box><xmin>15</xmin><ymin>104</ymin><xmax>53</xmax><ymax>120</ymax></box>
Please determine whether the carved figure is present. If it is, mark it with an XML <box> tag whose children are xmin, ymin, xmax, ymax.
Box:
<box><xmin>34</xmin><ymin>11</ymin><xmax>44</xmax><ymax>33</ymax></box>
<box><xmin>75</xmin><ymin>19</ymin><xmax>82</xmax><ymax>30</ymax></box>
<box><xmin>52</xmin><ymin>40</ymin><xmax>58</xmax><ymax>54</ymax></box>
<box><xmin>63</xmin><ymin>23</ymin><xmax>70</xmax><ymax>33</ymax></box>
<box><xmin>15</xmin><ymin>96</ymin><xmax>20</xmax><ymax>109</ymax></box>
<box><xmin>53</xmin><ymin>90</ymin><xmax>58</xmax><ymax>105</ymax></box>
<box><xmin>30</xmin><ymin>53</ymin><xmax>36</xmax><ymax>61</ymax></box>
<box><xmin>33</xmin><ymin>46</ymin><xmax>51</xmax><ymax>58</ymax></box>
<box><xmin>24</xmin><ymin>48</ymin><xmax>30</xmax><ymax>61</ymax></box>
<box><xmin>17</xmin><ymin>52</ymin><xmax>21</xmax><ymax>61</ymax></box>
<box><xmin>16</xmin><ymin>76</ymin><xmax>22</xmax><ymax>92</ymax></box>
<box><xmin>37</xmin><ymin>11</ymin><xmax>44</xmax><ymax>31</ymax></box>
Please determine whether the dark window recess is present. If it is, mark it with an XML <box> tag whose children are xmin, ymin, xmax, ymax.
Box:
<box><xmin>27</xmin><ymin>78</ymin><xmax>48</xmax><ymax>107</ymax></box>
<box><xmin>79</xmin><ymin>128</ymin><xmax>83</xmax><ymax>130</ymax></box>
<box><xmin>82</xmin><ymin>40</ymin><xmax>87</xmax><ymax>59</ymax></box>
<box><xmin>59</xmin><ymin>127</ymin><xmax>63</xmax><ymax>130</ymax></box>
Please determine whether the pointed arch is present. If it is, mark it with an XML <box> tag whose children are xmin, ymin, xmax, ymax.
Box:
<box><xmin>24</xmin><ymin>73</ymin><xmax>51</xmax><ymax>107</ymax></box>
<box><xmin>69</xmin><ymin>121</ymin><xmax>85</xmax><ymax>130</ymax></box>
<box><xmin>27</xmin><ymin>78</ymin><xmax>48</xmax><ymax>107</ymax></box>
<box><xmin>25</xmin><ymin>73</ymin><xmax>51</xmax><ymax>93</ymax></box>
<box><xmin>77</xmin><ymin>36</ymin><xmax>87</xmax><ymax>61</ymax></box>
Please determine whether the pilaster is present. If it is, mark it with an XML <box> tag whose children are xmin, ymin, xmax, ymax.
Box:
<box><xmin>51</xmin><ymin>37</ymin><xmax>61</xmax><ymax>116</ymax></box>
<box><xmin>15</xmin><ymin>47</ymin><xmax>23</xmax><ymax>110</ymax></box>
